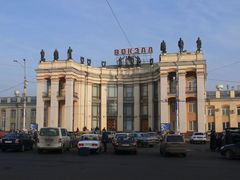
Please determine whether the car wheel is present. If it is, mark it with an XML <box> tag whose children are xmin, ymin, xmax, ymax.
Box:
<box><xmin>182</xmin><ymin>153</ymin><xmax>187</xmax><ymax>157</ymax></box>
<box><xmin>1</xmin><ymin>148</ymin><xmax>6</xmax><ymax>152</ymax></box>
<box><xmin>225</xmin><ymin>150</ymin><xmax>234</xmax><ymax>160</ymax></box>
<box><xmin>38</xmin><ymin>149</ymin><xmax>43</xmax><ymax>154</ymax></box>
<box><xmin>20</xmin><ymin>145</ymin><xmax>25</xmax><ymax>152</ymax></box>
<box><xmin>133</xmin><ymin>151</ymin><xmax>137</xmax><ymax>155</ymax></box>
<box><xmin>115</xmin><ymin>150</ymin><xmax>119</xmax><ymax>154</ymax></box>
<box><xmin>163</xmin><ymin>151</ymin><xmax>168</xmax><ymax>157</ymax></box>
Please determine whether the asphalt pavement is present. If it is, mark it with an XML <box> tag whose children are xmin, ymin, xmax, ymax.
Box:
<box><xmin>0</xmin><ymin>143</ymin><xmax>239</xmax><ymax>180</ymax></box>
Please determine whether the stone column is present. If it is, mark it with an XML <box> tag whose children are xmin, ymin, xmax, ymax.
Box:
<box><xmin>5</xmin><ymin>109</ymin><xmax>11</xmax><ymax>131</ymax></box>
<box><xmin>134</xmin><ymin>83</ymin><xmax>140</xmax><ymax>131</ymax></box>
<box><xmin>117</xmin><ymin>84</ymin><xmax>123</xmax><ymax>131</ymax></box>
<box><xmin>101</xmin><ymin>83</ymin><xmax>107</xmax><ymax>130</ymax></box>
<box><xmin>36</xmin><ymin>79</ymin><xmax>45</xmax><ymax>129</ymax></box>
<box><xmin>86</xmin><ymin>82</ymin><xmax>92</xmax><ymax>130</ymax></box>
<box><xmin>79</xmin><ymin>80</ymin><xmax>85</xmax><ymax>131</ymax></box>
<box><xmin>148</xmin><ymin>82</ymin><xmax>153</xmax><ymax>130</ymax></box>
<box><xmin>160</xmin><ymin>72</ymin><xmax>169</xmax><ymax>130</ymax></box>
<box><xmin>197</xmin><ymin>72</ymin><xmax>206</xmax><ymax>132</ymax></box>
<box><xmin>50</xmin><ymin>77</ymin><xmax>59</xmax><ymax>127</ymax></box>
<box><xmin>74</xmin><ymin>80</ymin><xmax>81</xmax><ymax>131</ymax></box>
<box><xmin>65</xmin><ymin>77</ymin><xmax>74</xmax><ymax>131</ymax></box>
<box><xmin>178</xmin><ymin>72</ymin><xmax>187</xmax><ymax>133</ymax></box>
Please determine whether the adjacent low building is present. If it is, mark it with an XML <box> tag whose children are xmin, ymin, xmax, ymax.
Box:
<box><xmin>0</xmin><ymin>96</ymin><xmax>36</xmax><ymax>131</ymax></box>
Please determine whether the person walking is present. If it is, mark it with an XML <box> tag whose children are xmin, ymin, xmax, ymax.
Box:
<box><xmin>210</xmin><ymin>130</ymin><xmax>217</xmax><ymax>152</ymax></box>
<box><xmin>101</xmin><ymin>128</ymin><xmax>109</xmax><ymax>152</ymax></box>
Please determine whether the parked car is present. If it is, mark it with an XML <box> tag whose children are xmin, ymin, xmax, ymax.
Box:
<box><xmin>190</xmin><ymin>132</ymin><xmax>207</xmax><ymax>144</ymax></box>
<box><xmin>0</xmin><ymin>132</ymin><xmax>33</xmax><ymax>152</ymax></box>
<box><xmin>37</xmin><ymin>127</ymin><xmax>70</xmax><ymax>153</ymax></box>
<box><xmin>106</xmin><ymin>131</ymin><xmax>116</xmax><ymax>141</ymax></box>
<box><xmin>160</xmin><ymin>134</ymin><xmax>187</xmax><ymax>157</ymax></box>
<box><xmin>135</xmin><ymin>133</ymin><xmax>156</xmax><ymax>147</ymax></box>
<box><xmin>112</xmin><ymin>133</ymin><xmax>137</xmax><ymax>154</ymax></box>
<box><xmin>77</xmin><ymin>134</ymin><xmax>102</xmax><ymax>154</ymax></box>
<box><xmin>147</xmin><ymin>132</ymin><xmax>161</xmax><ymax>143</ymax></box>
<box><xmin>220</xmin><ymin>143</ymin><xmax>240</xmax><ymax>159</ymax></box>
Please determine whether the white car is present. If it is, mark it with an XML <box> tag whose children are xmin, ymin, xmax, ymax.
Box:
<box><xmin>190</xmin><ymin>132</ymin><xmax>207</xmax><ymax>144</ymax></box>
<box><xmin>77</xmin><ymin>134</ymin><xmax>102</xmax><ymax>154</ymax></box>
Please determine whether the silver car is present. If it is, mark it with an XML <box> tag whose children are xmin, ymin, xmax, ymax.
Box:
<box><xmin>37</xmin><ymin>127</ymin><xmax>70</xmax><ymax>153</ymax></box>
<box><xmin>160</xmin><ymin>134</ymin><xmax>187</xmax><ymax>157</ymax></box>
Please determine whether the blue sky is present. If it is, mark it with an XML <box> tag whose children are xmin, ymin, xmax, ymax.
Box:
<box><xmin>0</xmin><ymin>0</ymin><xmax>240</xmax><ymax>96</ymax></box>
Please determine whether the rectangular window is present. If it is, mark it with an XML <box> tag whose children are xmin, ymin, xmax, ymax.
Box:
<box><xmin>108</xmin><ymin>85</ymin><xmax>117</xmax><ymax>98</ymax></box>
<box><xmin>187</xmin><ymin>79</ymin><xmax>196</xmax><ymax>91</ymax></box>
<box><xmin>140</xmin><ymin>104</ymin><xmax>148</xmax><ymax>116</ymax></box>
<box><xmin>92</xmin><ymin>84</ymin><xmax>100</xmax><ymax>98</ymax></box>
<box><xmin>107</xmin><ymin>103</ymin><xmax>117</xmax><ymax>116</ymax></box>
<box><xmin>11</xmin><ymin>110</ymin><xmax>16</xmax><ymax>119</ymax></box>
<box><xmin>171</xmin><ymin>102</ymin><xmax>176</xmax><ymax>113</ymax></box>
<box><xmin>223</xmin><ymin>122</ymin><xmax>230</xmax><ymax>130</ymax></box>
<box><xmin>92</xmin><ymin>104</ymin><xmax>100</xmax><ymax>129</ymax></box>
<box><xmin>189</xmin><ymin>121</ymin><xmax>197</xmax><ymax>131</ymax></box>
<box><xmin>123</xmin><ymin>85</ymin><xmax>133</xmax><ymax>98</ymax></box>
<box><xmin>123</xmin><ymin>103</ymin><xmax>134</xmax><ymax>131</ymax></box>
<box><xmin>140</xmin><ymin>84</ymin><xmax>148</xmax><ymax>97</ymax></box>
<box><xmin>208</xmin><ymin>122</ymin><xmax>215</xmax><ymax>131</ymax></box>
<box><xmin>189</xmin><ymin>102</ymin><xmax>196</xmax><ymax>113</ymax></box>
<box><xmin>222</xmin><ymin>107</ymin><xmax>230</xmax><ymax>116</ymax></box>
<box><xmin>208</xmin><ymin>108</ymin><xmax>215</xmax><ymax>116</ymax></box>
<box><xmin>237</xmin><ymin>107</ymin><xmax>240</xmax><ymax>115</ymax></box>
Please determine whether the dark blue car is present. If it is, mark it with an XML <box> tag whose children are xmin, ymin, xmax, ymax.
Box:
<box><xmin>0</xmin><ymin>133</ymin><xmax>34</xmax><ymax>152</ymax></box>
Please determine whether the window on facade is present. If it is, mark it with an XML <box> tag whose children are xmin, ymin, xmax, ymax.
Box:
<box><xmin>208</xmin><ymin>122</ymin><xmax>215</xmax><ymax>131</ymax></box>
<box><xmin>92</xmin><ymin>104</ymin><xmax>100</xmax><ymax>129</ymax></box>
<box><xmin>140</xmin><ymin>84</ymin><xmax>148</xmax><ymax>97</ymax></box>
<box><xmin>222</xmin><ymin>107</ymin><xmax>230</xmax><ymax>116</ymax></box>
<box><xmin>141</xmin><ymin>104</ymin><xmax>148</xmax><ymax>116</ymax></box>
<box><xmin>187</xmin><ymin>79</ymin><xmax>196</xmax><ymax>91</ymax></box>
<box><xmin>237</xmin><ymin>107</ymin><xmax>240</xmax><ymax>115</ymax></box>
<box><xmin>153</xmin><ymin>81</ymin><xmax>158</xmax><ymax>98</ymax></box>
<box><xmin>123</xmin><ymin>103</ymin><xmax>134</xmax><ymax>131</ymax></box>
<box><xmin>222</xmin><ymin>122</ymin><xmax>230</xmax><ymax>130</ymax></box>
<box><xmin>189</xmin><ymin>102</ymin><xmax>196</xmax><ymax>113</ymax></box>
<box><xmin>123</xmin><ymin>85</ymin><xmax>133</xmax><ymax>98</ymax></box>
<box><xmin>238</xmin><ymin>122</ymin><xmax>240</xmax><ymax>128</ymax></box>
<box><xmin>169</xmin><ymin>80</ymin><xmax>176</xmax><ymax>93</ymax></box>
<box><xmin>10</xmin><ymin>123</ymin><xmax>16</xmax><ymax>130</ymax></box>
<box><xmin>108</xmin><ymin>85</ymin><xmax>117</xmax><ymax>98</ymax></box>
<box><xmin>92</xmin><ymin>84</ymin><xmax>100</xmax><ymax>98</ymax></box>
<box><xmin>208</xmin><ymin>107</ymin><xmax>215</xmax><ymax>116</ymax></box>
<box><xmin>107</xmin><ymin>103</ymin><xmax>117</xmax><ymax>116</ymax></box>
<box><xmin>31</xmin><ymin>109</ymin><xmax>36</xmax><ymax>118</ymax></box>
<box><xmin>189</xmin><ymin>121</ymin><xmax>197</xmax><ymax>131</ymax></box>
<box><xmin>11</xmin><ymin>110</ymin><xmax>16</xmax><ymax>119</ymax></box>
<box><xmin>171</xmin><ymin>102</ymin><xmax>176</xmax><ymax>113</ymax></box>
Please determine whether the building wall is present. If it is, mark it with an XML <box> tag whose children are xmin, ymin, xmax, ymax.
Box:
<box><xmin>35</xmin><ymin>51</ymin><xmax>207</xmax><ymax>133</ymax></box>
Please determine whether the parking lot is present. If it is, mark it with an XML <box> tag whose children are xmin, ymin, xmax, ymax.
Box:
<box><xmin>0</xmin><ymin>143</ymin><xmax>239</xmax><ymax>180</ymax></box>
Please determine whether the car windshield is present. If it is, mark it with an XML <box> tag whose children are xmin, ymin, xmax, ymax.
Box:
<box><xmin>194</xmin><ymin>133</ymin><xmax>204</xmax><ymax>136</ymax></box>
<box><xmin>141</xmin><ymin>133</ymin><xmax>150</xmax><ymax>137</ymax></box>
<box><xmin>39</xmin><ymin>128</ymin><xmax>59</xmax><ymax>136</ymax></box>
<box><xmin>166</xmin><ymin>136</ymin><xmax>184</xmax><ymax>142</ymax></box>
<box><xmin>4</xmin><ymin>133</ymin><xmax>17</xmax><ymax>138</ymax></box>
<box><xmin>81</xmin><ymin>135</ymin><xmax>99</xmax><ymax>141</ymax></box>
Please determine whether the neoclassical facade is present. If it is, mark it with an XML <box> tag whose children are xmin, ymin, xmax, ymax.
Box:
<box><xmin>36</xmin><ymin>51</ymin><xmax>206</xmax><ymax>133</ymax></box>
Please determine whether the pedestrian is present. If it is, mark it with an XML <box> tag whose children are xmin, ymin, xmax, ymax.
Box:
<box><xmin>101</xmin><ymin>128</ymin><xmax>109</xmax><ymax>152</ymax></box>
<box><xmin>210</xmin><ymin>130</ymin><xmax>217</xmax><ymax>152</ymax></box>
<box><xmin>216</xmin><ymin>133</ymin><xmax>223</xmax><ymax>151</ymax></box>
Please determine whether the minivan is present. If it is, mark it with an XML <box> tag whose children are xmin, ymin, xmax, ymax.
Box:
<box><xmin>37</xmin><ymin>127</ymin><xmax>70</xmax><ymax>153</ymax></box>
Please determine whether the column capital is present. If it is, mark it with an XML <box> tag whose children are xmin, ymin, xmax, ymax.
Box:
<box><xmin>51</xmin><ymin>76</ymin><xmax>59</xmax><ymax>81</ymax></box>
<box><xmin>160</xmin><ymin>72</ymin><xmax>168</xmax><ymax>77</ymax></box>
<box><xmin>177</xmin><ymin>71</ymin><xmax>186</xmax><ymax>76</ymax></box>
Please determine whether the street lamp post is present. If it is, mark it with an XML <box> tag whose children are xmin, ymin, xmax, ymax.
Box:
<box><xmin>13</xmin><ymin>59</ymin><xmax>27</xmax><ymax>131</ymax></box>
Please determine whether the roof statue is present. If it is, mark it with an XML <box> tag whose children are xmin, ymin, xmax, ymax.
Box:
<box><xmin>40</xmin><ymin>49</ymin><xmax>45</xmax><ymax>62</ymax></box>
<box><xmin>160</xmin><ymin>40</ymin><xmax>167</xmax><ymax>54</ymax></box>
<box><xmin>53</xmin><ymin>49</ymin><xmax>59</xmax><ymax>61</ymax></box>
<box><xmin>67</xmin><ymin>46</ymin><xmax>73</xmax><ymax>60</ymax></box>
<box><xmin>196</xmin><ymin>37</ymin><xmax>202</xmax><ymax>52</ymax></box>
<box><xmin>178</xmin><ymin>38</ymin><xmax>184</xmax><ymax>53</ymax></box>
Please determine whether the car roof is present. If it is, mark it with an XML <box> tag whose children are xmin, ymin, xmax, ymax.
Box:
<box><xmin>81</xmin><ymin>134</ymin><xmax>99</xmax><ymax>136</ymax></box>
